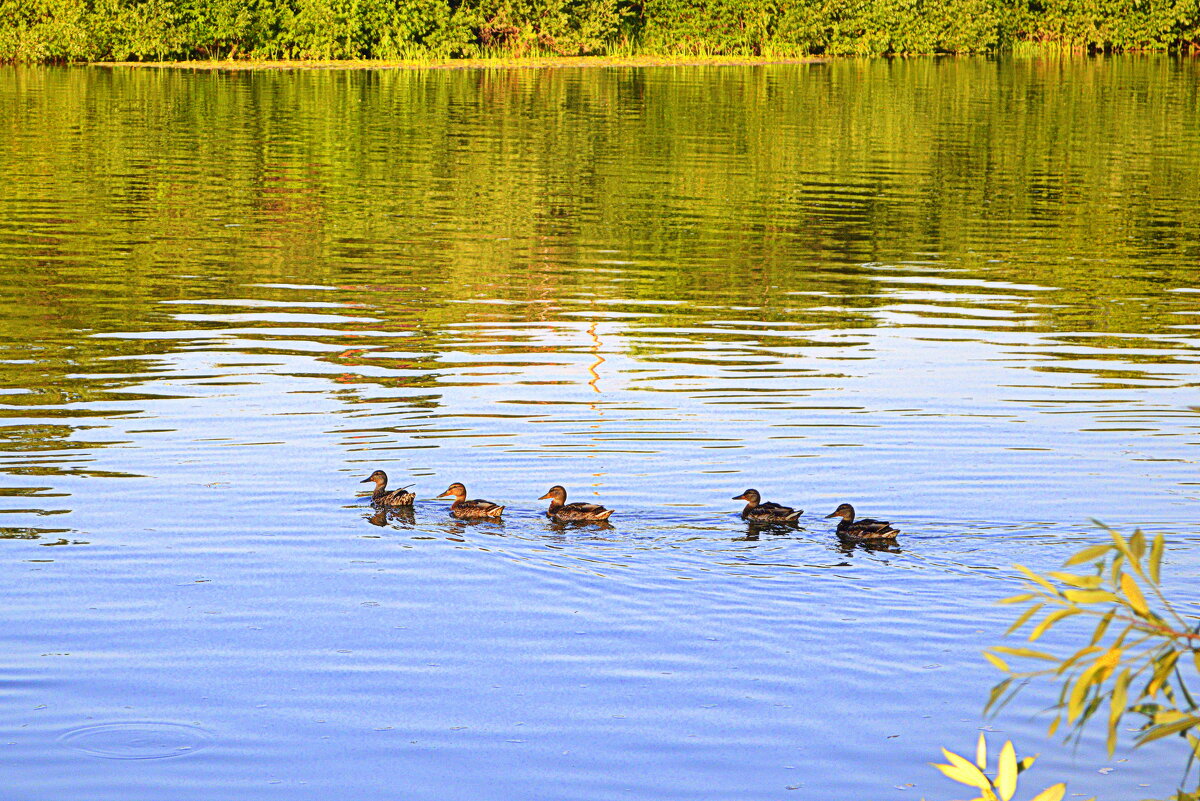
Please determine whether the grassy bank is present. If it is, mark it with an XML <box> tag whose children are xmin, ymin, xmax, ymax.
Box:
<box><xmin>3</xmin><ymin>0</ymin><xmax>1199</xmax><ymax>64</ymax></box>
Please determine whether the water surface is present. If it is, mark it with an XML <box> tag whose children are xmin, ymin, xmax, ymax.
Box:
<box><xmin>1</xmin><ymin>57</ymin><xmax>1199</xmax><ymax>800</ymax></box>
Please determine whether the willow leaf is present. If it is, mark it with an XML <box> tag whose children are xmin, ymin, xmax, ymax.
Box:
<box><xmin>1121</xmin><ymin>573</ymin><xmax>1150</xmax><ymax>617</ymax></box>
<box><xmin>1063</xmin><ymin>589</ymin><xmax>1118</xmax><ymax>604</ymax></box>
<box><xmin>1027</xmin><ymin>783</ymin><xmax>1066</xmax><ymax>801</ymax></box>
<box><xmin>996</xmin><ymin>741</ymin><xmax>1017</xmax><ymax>801</ymax></box>
<box><xmin>1030</xmin><ymin>608</ymin><xmax>1078</xmax><ymax>642</ymax></box>
<box><xmin>1137</xmin><ymin>714</ymin><xmax>1200</xmax><ymax>745</ymax></box>
<box><xmin>1005</xmin><ymin>603</ymin><xmax>1043</xmax><ymax>636</ymax></box>
<box><xmin>1064</xmin><ymin>544</ymin><xmax>1115</xmax><ymax>567</ymax></box>
<box><xmin>984</xmin><ymin>651</ymin><xmax>1010</xmax><ymax>673</ymax></box>
<box><xmin>1149</xmin><ymin>533</ymin><xmax>1165</xmax><ymax>584</ymax></box>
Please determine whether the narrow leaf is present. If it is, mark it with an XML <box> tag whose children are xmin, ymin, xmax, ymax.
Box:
<box><xmin>1047</xmin><ymin>572</ymin><xmax>1102</xmax><ymax>589</ymax></box>
<box><xmin>1064</xmin><ymin>544</ymin><xmax>1115</xmax><ymax>567</ymax></box>
<box><xmin>1129</xmin><ymin>529</ymin><xmax>1146</xmax><ymax>562</ymax></box>
<box><xmin>1028</xmin><ymin>784</ymin><xmax>1066</xmax><ymax>801</ymax></box>
<box><xmin>937</xmin><ymin>749</ymin><xmax>991</xmax><ymax>790</ymax></box>
<box><xmin>984</xmin><ymin>652</ymin><xmax>1010</xmax><ymax>673</ymax></box>
<box><xmin>1108</xmin><ymin>668</ymin><xmax>1132</xmax><ymax>756</ymax></box>
<box><xmin>1005</xmin><ymin>603</ymin><xmax>1043</xmax><ymax>636</ymax></box>
<box><xmin>996</xmin><ymin>741</ymin><xmax>1017</xmax><ymax>801</ymax></box>
<box><xmin>1120</xmin><ymin>573</ymin><xmax>1150</xmax><ymax>617</ymax></box>
<box><xmin>992</xmin><ymin>646</ymin><xmax>1058</xmax><ymax>661</ymax></box>
<box><xmin>1063</xmin><ymin>589</ymin><xmax>1119</xmax><ymax>604</ymax></box>
<box><xmin>1015</xmin><ymin>564</ymin><xmax>1059</xmax><ymax>594</ymax></box>
<box><xmin>1149</xmin><ymin>533</ymin><xmax>1165</xmax><ymax>584</ymax></box>
<box><xmin>1137</xmin><ymin>715</ymin><xmax>1200</xmax><ymax>745</ymax></box>
<box><xmin>1029</xmin><ymin>608</ymin><xmax>1077</xmax><ymax>642</ymax></box>
<box><xmin>975</xmin><ymin>732</ymin><xmax>987</xmax><ymax>769</ymax></box>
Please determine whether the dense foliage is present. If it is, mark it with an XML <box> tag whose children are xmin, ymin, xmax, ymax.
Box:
<box><xmin>2</xmin><ymin>0</ymin><xmax>1199</xmax><ymax>61</ymax></box>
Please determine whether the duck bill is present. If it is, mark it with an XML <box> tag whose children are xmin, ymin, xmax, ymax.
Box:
<box><xmin>537</xmin><ymin>492</ymin><xmax>553</xmax><ymax>500</ymax></box>
<box><xmin>824</xmin><ymin>511</ymin><xmax>839</xmax><ymax>518</ymax></box>
<box><xmin>435</xmin><ymin>489</ymin><xmax>453</xmax><ymax>499</ymax></box>
<box><xmin>360</xmin><ymin>478</ymin><xmax>373</xmax><ymax>484</ymax></box>
<box><xmin>731</xmin><ymin>494</ymin><xmax>747</xmax><ymax>501</ymax></box>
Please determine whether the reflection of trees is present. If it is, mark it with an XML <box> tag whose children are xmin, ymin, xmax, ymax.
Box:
<box><xmin>0</xmin><ymin>58</ymin><xmax>1197</xmax><ymax>408</ymax></box>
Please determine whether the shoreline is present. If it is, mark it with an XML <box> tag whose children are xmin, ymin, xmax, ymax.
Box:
<box><xmin>87</xmin><ymin>54</ymin><xmax>829</xmax><ymax>71</ymax></box>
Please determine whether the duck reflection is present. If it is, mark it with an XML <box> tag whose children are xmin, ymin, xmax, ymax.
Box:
<box><xmin>835</xmin><ymin>538</ymin><xmax>902</xmax><ymax>556</ymax></box>
<box><xmin>545</xmin><ymin>518</ymin><xmax>615</xmax><ymax>537</ymax></box>
<box><xmin>364</xmin><ymin>506</ymin><xmax>417</xmax><ymax>529</ymax></box>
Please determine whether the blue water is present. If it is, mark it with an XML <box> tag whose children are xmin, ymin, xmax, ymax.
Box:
<box><xmin>1</xmin><ymin>58</ymin><xmax>1198</xmax><ymax>800</ymax></box>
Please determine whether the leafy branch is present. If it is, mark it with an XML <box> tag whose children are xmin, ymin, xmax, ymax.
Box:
<box><xmin>928</xmin><ymin>733</ymin><xmax>1087</xmax><ymax>801</ymax></box>
<box><xmin>984</xmin><ymin>524</ymin><xmax>1200</xmax><ymax>797</ymax></box>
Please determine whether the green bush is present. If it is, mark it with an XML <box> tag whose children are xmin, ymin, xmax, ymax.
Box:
<box><xmin>1</xmin><ymin>0</ymin><xmax>1198</xmax><ymax>61</ymax></box>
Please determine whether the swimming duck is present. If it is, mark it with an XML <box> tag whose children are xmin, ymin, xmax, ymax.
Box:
<box><xmin>825</xmin><ymin>503</ymin><xmax>898</xmax><ymax>541</ymax></box>
<box><xmin>731</xmin><ymin>489</ymin><xmax>803</xmax><ymax>523</ymax></box>
<box><xmin>436</xmin><ymin>482</ymin><xmax>504</xmax><ymax>519</ymax></box>
<box><xmin>361</xmin><ymin>470</ymin><xmax>415</xmax><ymax>507</ymax></box>
<box><xmin>538</xmin><ymin>485</ymin><xmax>613</xmax><ymax>522</ymax></box>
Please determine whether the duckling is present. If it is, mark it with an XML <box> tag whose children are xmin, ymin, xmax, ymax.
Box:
<box><xmin>825</xmin><ymin>503</ymin><xmax>898</xmax><ymax>541</ymax></box>
<box><xmin>731</xmin><ymin>489</ymin><xmax>803</xmax><ymax>523</ymax></box>
<box><xmin>538</xmin><ymin>485</ymin><xmax>613</xmax><ymax>522</ymax></box>
<box><xmin>361</xmin><ymin>470</ymin><xmax>415</xmax><ymax>507</ymax></box>
<box><xmin>436</xmin><ymin>482</ymin><xmax>504</xmax><ymax>519</ymax></box>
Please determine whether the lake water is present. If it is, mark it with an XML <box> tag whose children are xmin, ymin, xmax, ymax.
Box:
<box><xmin>1</xmin><ymin>56</ymin><xmax>1198</xmax><ymax>800</ymax></box>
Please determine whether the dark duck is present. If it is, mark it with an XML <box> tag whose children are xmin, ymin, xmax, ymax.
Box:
<box><xmin>538</xmin><ymin>485</ymin><xmax>614</xmax><ymax>522</ymax></box>
<box><xmin>825</xmin><ymin>503</ymin><xmax>898</xmax><ymax>541</ymax></box>
<box><xmin>731</xmin><ymin>489</ymin><xmax>803</xmax><ymax>523</ymax></box>
<box><xmin>361</xmin><ymin>470</ymin><xmax>415</xmax><ymax>507</ymax></box>
<box><xmin>436</xmin><ymin>482</ymin><xmax>504</xmax><ymax>519</ymax></box>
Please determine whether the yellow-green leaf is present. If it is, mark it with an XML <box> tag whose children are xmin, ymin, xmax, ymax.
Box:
<box><xmin>1015</xmin><ymin>564</ymin><xmax>1059</xmax><ymax>594</ymax></box>
<box><xmin>1063</xmin><ymin>589</ymin><xmax>1119</xmax><ymax>604</ymax></box>
<box><xmin>996</xmin><ymin>741</ymin><xmax>1017</xmax><ymax>801</ymax></box>
<box><xmin>1063</xmin><ymin>544</ymin><xmax>1114</xmax><ymax>567</ymax></box>
<box><xmin>992</xmin><ymin>646</ymin><xmax>1058</xmax><ymax>661</ymax></box>
<box><xmin>1137</xmin><ymin>714</ymin><xmax>1200</xmax><ymax>744</ymax></box>
<box><xmin>1048</xmin><ymin>572</ymin><xmax>1102</xmax><ymax>589</ymax></box>
<box><xmin>1129</xmin><ymin>529</ymin><xmax>1146</xmax><ymax>561</ymax></box>
<box><xmin>1017</xmin><ymin>755</ymin><xmax>1036</xmax><ymax>774</ymax></box>
<box><xmin>936</xmin><ymin>749</ymin><xmax>991</xmax><ymax>790</ymax></box>
<box><xmin>1028</xmin><ymin>783</ymin><xmax>1066</xmax><ymax>801</ymax></box>
<box><xmin>1005</xmin><ymin>603</ymin><xmax>1043</xmax><ymax>636</ymax></box>
<box><xmin>1149</xmin><ymin>533</ymin><xmax>1165</xmax><ymax>584</ymax></box>
<box><xmin>998</xmin><ymin>593</ymin><xmax>1038</xmax><ymax>605</ymax></box>
<box><xmin>975</xmin><ymin>732</ymin><xmax>987</xmax><ymax>769</ymax></box>
<box><xmin>984</xmin><ymin>651</ymin><xmax>1010</xmax><ymax>673</ymax></box>
<box><xmin>1029</xmin><ymin>608</ymin><xmax>1077</xmax><ymax>642</ymax></box>
<box><xmin>1108</xmin><ymin>668</ymin><xmax>1132</xmax><ymax>756</ymax></box>
<box><xmin>1120</xmin><ymin>573</ymin><xmax>1149</xmax><ymax>616</ymax></box>
<box><xmin>1108</xmin><ymin>528</ymin><xmax>1135</xmax><ymax>561</ymax></box>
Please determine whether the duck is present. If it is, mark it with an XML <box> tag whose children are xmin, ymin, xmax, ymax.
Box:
<box><xmin>360</xmin><ymin>470</ymin><xmax>415</xmax><ymax>507</ymax></box>
<box><xmin>436</xmin><ymin>482</ymin><xmax>504</xmax><ymax>519</ymax></box>
<box><xmin>825</xmin><ymin>503</ymin><xmax>898</xmax><ymax>541</ymax></box>
<box><xmin>731</xmin><ymin>489</ymin><xmax>803</xmax><ymax>523</ymax></box>
<box><xmin>538</xmin><ymin>485</ymin><xmax>613</xmax><ymax>522</ymax></box>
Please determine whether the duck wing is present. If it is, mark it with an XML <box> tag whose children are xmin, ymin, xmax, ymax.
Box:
<box><xmin>379</xmin><ymin>489</ymin><xmax>415</xmax><ymax>506</ymax></box>
<box><xmin>562</xmin><ymin>502</ymin><xmax>609</xmax><ymax>514</ymax></box>
<box><xmin>745</xmin><ymin>502</ymin><xmax>802</xmax><ymax>520</ymax></box>
<box><xmin>553</xmin><ymin>502</ymin><xmax>613</xmax><ymax>521</ymax></box>
<box><xmin>841</xmin><ymin>518</ymin><xmax>898</xmax><ymax>539</ymax></box>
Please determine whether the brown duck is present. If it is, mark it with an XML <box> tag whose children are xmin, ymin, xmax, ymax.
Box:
<box><xmin>361</xmin><ymin>470</ymin><xmax>415</xmax><ymax>507</ymax></box>
<box><xmin>732</xmin><ymin>489</ymin><xmax>803</xmax><ymax>523</ymax></box>
<box><xmin>825</xmin><ymin>503</ymin><xmax>898</xmax><ymax>541</ymax></box>
<box><xmin>538</xmin><ymin>485</ymin><xmax>613</xmax><ymax>522</ymax></box>
<box><xmin>436</xmin><ymin>482</ymin><xmax>504</xmax><ymax>519</ymax></box>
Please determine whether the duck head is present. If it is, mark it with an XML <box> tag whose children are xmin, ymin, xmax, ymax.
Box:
<box><xmin>437</xmin><ymin>482</ymin><xmax>467</xmax><ymax>501</ymax></box>
<box><xmin>732</xmin><ymin>489</ymin><xmax>761</xmax><ymax>505</ymax></box>
<box><xmin>538</xmin><ymin>485</ymin><xmax>567</xmax><ymax>503</ymax></box>
<box><xmin>825</xmin><ymin>503</ymin><xmax>856</xmax><ymax>522</ymax></box>
<box><xmin>361</xmin><ymin>470</ymin><xmax>388</xmax><ymax>487</ymax></box>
